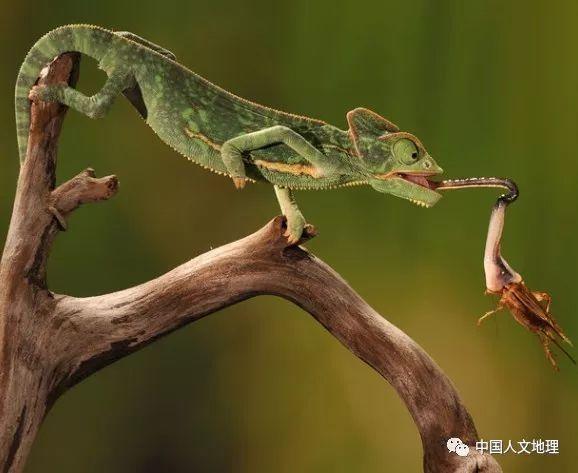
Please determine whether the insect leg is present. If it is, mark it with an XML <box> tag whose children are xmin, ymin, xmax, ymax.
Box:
<box><xmin>477</xmin><ymin>305</ymin><xmax>503</xmax><ymax>326</ymax></box>
<box><xmin>538</xmin><ymin>333</ymin><xmax>559</xmax><ymax>370</ymax></box>
<box><xmin>533</xmin><ymin>291</ymin><xmax>552</xmax><ymax>313</ymax></box>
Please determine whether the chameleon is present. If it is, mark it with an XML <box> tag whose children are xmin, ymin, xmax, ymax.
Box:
<box><xmin>17</xmin><ymin>24</ymin><xmax>444</xmax><ymax>243</ymax></box>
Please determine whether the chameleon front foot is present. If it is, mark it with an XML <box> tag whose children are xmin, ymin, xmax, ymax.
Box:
<box><xmin>231</xmin><ymin>176</ymin><xmax>247</xmax><ymax>189</ymax></box>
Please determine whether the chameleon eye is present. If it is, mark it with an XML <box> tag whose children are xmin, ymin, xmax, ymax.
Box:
<box><xmin>393</xmin><ymin>139</ymin><xmax>420</xmax><ymax>165</ymax></box>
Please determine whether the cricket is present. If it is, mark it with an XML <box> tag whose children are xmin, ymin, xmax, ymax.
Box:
<box><xmin>436</xmin><ymin>178</ymin><xmax>574</xmax><ymax>370</ymax></box>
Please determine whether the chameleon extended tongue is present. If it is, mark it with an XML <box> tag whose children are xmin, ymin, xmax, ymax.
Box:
<box><xmin>434</xmin><ymin>177</ymin><xmax>519</xmax><ymax>203</ymax></box>
<box><xmin>436</xmin><ymin>177</ymin><xmax>574</xmax><ymax>370</ymax></box>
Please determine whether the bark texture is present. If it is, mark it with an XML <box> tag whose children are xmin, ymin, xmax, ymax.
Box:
<box><xmin>0</xmin><ymin>54</ymin><xmax>501</xmax><ymax>473</ymax></box>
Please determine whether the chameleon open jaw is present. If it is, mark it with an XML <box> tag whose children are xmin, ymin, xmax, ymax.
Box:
<box><xmin>392</xmin><ymin>172</ymin><xmax>442</xmax><ymax>208</ymax></box>
<box><xmin>395</xmin><ymin>172</ymin><xmax>439</xmax><ymax>190</ymax></box>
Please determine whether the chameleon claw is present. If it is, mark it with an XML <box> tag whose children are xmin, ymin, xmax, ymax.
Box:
<box><xmin>302</xmin><ymin>223</ymin><xmax>317</xmax><ymax>238</ymax></box>
<box><xmin>28</xmin><ymin>85</ymin><xmax>44</xmax><ymax>102</ymax></box>
<box><xmin>28</xmin><ymin>83</ymin><xmax>65</xmax><ymax>102</ymax></box>
<box><xmin>283</xmin><ymin>230</ymin><xmax>300</xmax><ymax>246</ymax></box>
<box><xmin>232</xmin><ymin>177</ymin><xmax>246</xmax><ymax>189</ymax></box>
<box><xmin>282</xmin><ymin>212</ymin><xmax>307</xmax><ymax>246</ymax></box>
<box><xmin>283</xmin><ymin>224</ymin><xmax>311</xmax><ymax>246</ymax></box>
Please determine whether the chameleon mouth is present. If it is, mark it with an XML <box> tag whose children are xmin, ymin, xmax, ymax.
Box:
<box><xmin>391</xmin><ymin>172</ymin><xmax>442</xmax><ymax>208</ymax></box>
<box><xmin>394</xmin><ymin>172</ymin><xmax>439</xmax><ymax>190</ymax></box>
<box><xmin>371</xmin><ymin>171</ymin><xmax>443</xmax><ymax>207</ymax></box>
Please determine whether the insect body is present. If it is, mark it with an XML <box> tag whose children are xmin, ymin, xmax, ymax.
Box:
<box><xmin>483</xmin><ymin>281</ymin><xmax>573</xmax><ymax>370</ymax></box>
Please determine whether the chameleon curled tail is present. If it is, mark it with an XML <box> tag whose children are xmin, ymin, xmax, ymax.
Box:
<box><xmin>15</xmin><ymin>24</ymin><xmax>114</xmax><ymax>163</ymax></box>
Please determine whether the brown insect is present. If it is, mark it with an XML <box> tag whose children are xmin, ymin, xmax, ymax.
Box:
<box><xmin>436</xmin><ymin>178</ymin><xmax>574</xmax><ymax>370</ymax></box>
<box><xmin>483</xmin><ymin>282</ymin><xmax>574</xmax><ymax>370</ymax></box>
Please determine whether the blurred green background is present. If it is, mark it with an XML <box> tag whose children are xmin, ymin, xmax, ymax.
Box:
<box><xmin>1</xmin><ymin>1</ymin><xmax>577</xmax><ymax>471</ymax></box>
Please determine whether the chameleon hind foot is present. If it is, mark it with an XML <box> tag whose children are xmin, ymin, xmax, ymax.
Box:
<box><xmin>29</xmin><ymin>83</ymin><xmax>66</xmax><ymax>102</ymax></box>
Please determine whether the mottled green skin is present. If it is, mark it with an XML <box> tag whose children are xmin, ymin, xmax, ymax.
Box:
<box><xmin>134</xmin><ymin>57</ymin><xmax>355</xmax><ymax>188</ymax></box>
<box><xmin>16</xmin><ymin>25</ymin><xmax>444</xmax><ymax>241</ymax></box>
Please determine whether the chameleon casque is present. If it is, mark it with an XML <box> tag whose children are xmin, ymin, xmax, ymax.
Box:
<box><xmin>17</xmin><ymin>24</ymin><xmax>444</xmax><ymax>242</ymax></box>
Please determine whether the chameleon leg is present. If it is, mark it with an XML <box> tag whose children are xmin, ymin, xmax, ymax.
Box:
<box><xmin>274</xmin><ymin>185</ymin><xmax>306</xmax><ymax>245</ymax></box>
<box><xmin>477</xmin><ymin>306</ymin><xmax>503</xmax><ymax>326</ymax></box>
<box><xmin>533</xmin><ymin>291</ymin><xmax>552</xmax><ymax>312</ymax></box>
<box><xmin>29</xmin><ymin>68</ymin><xmax>133</xmax><ymax>119</ymax></box>
<box><xmin>221</xmin><ymin>125</ymin><xmax>341</xmax><ymax>189</ymax></box>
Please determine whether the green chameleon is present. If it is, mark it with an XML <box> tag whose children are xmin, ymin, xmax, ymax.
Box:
<box><xmin>17</xmin><ymin>24</ymin><xmax>443</xmax><ymax>243</ymax></box>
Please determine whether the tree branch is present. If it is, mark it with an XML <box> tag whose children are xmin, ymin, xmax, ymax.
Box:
<box><xmin>0</xmin><ymin>54</ymin><xmax>502</xmax><ymax>473</ymax></box>
<box><xmin>49</xmin><ymin>168</ymin><xmax>118</xmax><ymax>229</ymax></box>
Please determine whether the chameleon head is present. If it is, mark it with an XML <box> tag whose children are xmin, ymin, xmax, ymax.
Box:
<box><xmin>346</xmin><ymin>108</ymin><xmax>443</xmax><ymax>208</ymax></box>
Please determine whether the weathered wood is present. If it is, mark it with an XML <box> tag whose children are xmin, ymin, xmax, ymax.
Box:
<box><xmin>0</xmin><ymin>54</ymin><xmax>501</xmax><ymax>473</ymax></box>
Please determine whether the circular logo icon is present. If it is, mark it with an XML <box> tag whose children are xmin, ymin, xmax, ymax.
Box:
<box><xmin>455</xmin><ymin>443</ymin><xmax>470</xmax><ymax>457</ymax></box>
<box><xmin>446</xmin><ymin>437</ymin><xmax>469</xmax><ymax>457</ymax></box>
<box><xmin>446</xmin><ymin>437</ymin><xmax>462</xmax><ymax>453</ymax></box>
